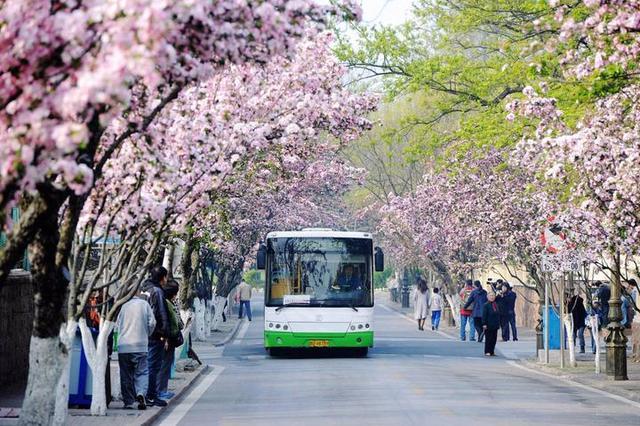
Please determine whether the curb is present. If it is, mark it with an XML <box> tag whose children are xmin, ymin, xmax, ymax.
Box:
<box><xmin>213</xmin><ymin>318</ymin><xmax>244</xmax><ymax>347</ymax></box>
<box><xmin>518</xmin><ymin>359</ymin><xmax>640</xmax><ymax>404</ymax></box>
<box><xmin>139</xmin><ymin>364</ymin><xmax>210</xmax><ymax>426</ymax></box>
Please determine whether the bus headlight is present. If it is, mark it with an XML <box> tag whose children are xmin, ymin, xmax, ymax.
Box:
<box><xmin>358</xmin><ymin>324</ymin><xmax>364</xmax><ymax>330</ymax></box>
<box><xmin>283</xmin><ymin>325</ymin><xmax>288</xmax><ymax>330</ymax></box>
<box><xmin>365</xmin><ymin>324</ymin><xmax>370</xmax><ymax>329</ymax></box>
<box><xmin>269</xmin><ymin>323</ymin><xmax>274</xmax><ymax>328</ymax></box>
<box><xmin>350</xmin><ymin>325</ymin><xmax>356</xmax><ymax>331</ymax></box>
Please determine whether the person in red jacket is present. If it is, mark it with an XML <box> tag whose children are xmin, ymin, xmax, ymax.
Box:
<box><xmin>459</xmin><ymin>280</ymin><xmax>475</xmax><ymax>341</ymax></box>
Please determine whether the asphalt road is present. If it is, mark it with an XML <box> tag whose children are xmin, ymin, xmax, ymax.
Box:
<box><xmin>155</xmin><ymin>298</ymin><xmax>640</xmax><ymax>426</ymax></box>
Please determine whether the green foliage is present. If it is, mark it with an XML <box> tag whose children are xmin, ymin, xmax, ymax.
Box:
<box><xmin>374</xmin><ymin>267</ymin><xmax>395</xmax><ymax>289</ymax></box>
<box><xmin>243</xmin><ymin>269</ymin><xmax>264</xmax><ymax>288</ymax></box>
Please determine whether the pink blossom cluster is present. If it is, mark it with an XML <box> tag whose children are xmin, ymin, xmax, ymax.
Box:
<box><xmin>512</xmin><ymin>84</ymin><xmax>640</xmax><ymax>257</ymax></box>
<box><xmin>0</xmin><ymin>0</ymin><xmax>360</xmax><ymax>227</ymax></box>
<box><xmin>552</xmin><ymin>0</ymin><xmax>640</xmax><ymax>78</ymax></box>
<box><xmin>78</xmin><ymin>32</ymin><xmax>376</xmax><ymax>258</ymax></box>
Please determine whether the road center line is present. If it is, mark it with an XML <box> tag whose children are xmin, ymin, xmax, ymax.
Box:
<box><xmin>506</xmin><ymin>361</ymin><xmax>640</xmax><ymax>410</ymax></box>
<box><xmin>157</xmin><ymin>365</ymin><xmax>226</xmax><ymax>426</ymax></box>
<box><xmin>232</xmin><ymin>319</ymin><xmax>251</xmax><ymax>345</ymax></box>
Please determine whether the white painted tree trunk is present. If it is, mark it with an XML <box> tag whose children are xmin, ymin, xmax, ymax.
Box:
<box><xmin>52</xmin><ymin>320</ymin><xmax>78</xmax><ymax>426</ymax></box>
<box><xmin>204</xmin><ymin>299</ymin><xmax>212</xmax><ymax>338</ymax></box>
<box><xmin>19</xmin><ymin>336</ymin><xmax>66</xmax><ymax>426</ymax></box>
<box><xmin>589</xmin><ymin>315</ymin><xmax>601</xmax><ymax>374</ymax></box>
<box><xmin>193</xmin><ymin>298</ymin><xmax>207</xmax><ymax>341</ymax></box>
<box><xmin>563</xmin><ymin>314</ymin><xmax>577</xmax><ymax>367</ymax></box>
<box><xmin>445</xmin><ymin>293</ymin><xmax>461</xmax><ymax>327</ymax></box>
<box><xmin>78</xmin><ymin>318</ymin><xmax>115</xmax><ymax>416</ymax></box>
<box><xmin>211</xmin><ymin>295</ymin><xmax>227</xmax><ymax>331</ymax></box>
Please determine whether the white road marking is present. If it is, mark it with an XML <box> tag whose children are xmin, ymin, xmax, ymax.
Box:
<box><xmin>157</xmin><ymin>365</ymin><xmax>226</xmax><ymax>426</ymax></box>
<box><xmin>245</xmin><ymin>355</ymin><xmax>268</xmax><ymax>360</ymax></box>
<box><xmin>424</xmin><ymin>354</ymin><xmax>442</xmax><ymax>358</ymax></box>
<box><xmin>378</xmin><ymin>304</ymin><xmax>455</xmax><ymax>340</ymax></box>
<box><xmin>232</xmin><ymin>319</ymin><xmax>251</xmax><ymax>345</ymax></box>
<box><xmin>507</xmin><ymin>361</ymin><xmax>640</xmax><ymax>410</ymax></box>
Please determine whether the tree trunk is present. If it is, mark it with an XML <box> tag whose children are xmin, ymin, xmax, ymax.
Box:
<box><xmin>193</xmin><ymin>298</ymin><xmax>207</xmax><ymax>341</ymax></box>
<box><xmin>589</xmin><ymin>315</ymin><xmax>601</xmax><ymax>374</ymax></box>
<box><xmin>52</xmin><ymin>321</ymin><xmax>78</xmax><ymax>426</ymax></box>
<box><xmin>163</xmin><ymin>242</ymin><xmax>176</xmax><ymax>278</ymax></box>
<box><xmin>20</xmin><ymin>206</ymin><xmax>67</xmax><ymax>425</ymax></box>
<box><xmin>563</xmin><ymin>314</ymin><xmax>577</xmax><ymax>367</ymax></box>
<box><xmin>445</xmin><ymin>293</ymin><xmax>460</xmax><ymax>327</ymax></box>
<box><xmin>78</xmin><ymin>318</ymin><xmax>115</xmax><ymax>416</ymax></box>
<box><xmin>211</xmin><ymin>295</ymin><xmax>227</xmax><ymax>331</ymax></box>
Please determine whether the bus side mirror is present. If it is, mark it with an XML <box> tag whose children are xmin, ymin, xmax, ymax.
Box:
<box><xmin>374</xmin><ymin>247</ymin><xmax>384</xmax><ymax>272</ymax></box>
<box><xmin>256</xmin><ymin>243</ymin><xmax>266</xmax><ymax>270</ymax></box>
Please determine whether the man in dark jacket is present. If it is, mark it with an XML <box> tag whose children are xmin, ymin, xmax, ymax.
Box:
<box><xmin>464</xmin><ymin>281</ymin><xmax>488</xmax><ymax>343</ymax></box>
<box><xmin>567</xmin><ymin>291</ymin><xmax>587</xmax><ymax>353</ymax></box>
<box><xmin>482</xmin><ymin>292</ymin><xmax>501</xmax><ymax>356</ymax></box>
<box><xmin>141</xmin><ymin>266</ymin><xmax>170</xmax><ymax>407</ymax></box>
<box><xmin>499</xmin><ymin>283</ymin><xmax>518</xmax><ymax>341</ymax></box>
<box><xmin>595</xmin><ymin>281</ymin><xmax>610</xmax><ymax>326</ymax></box>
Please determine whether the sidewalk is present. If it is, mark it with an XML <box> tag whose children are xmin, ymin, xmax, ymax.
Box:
<box><xmin>376</xmin><ymin>289</ymin><xmax>537</xmax><ymax>359</ymax></box>
<box><xmin>0</xmin><ymin>315</ymin><xmax>241</xmax><ymax>425</ymax></box>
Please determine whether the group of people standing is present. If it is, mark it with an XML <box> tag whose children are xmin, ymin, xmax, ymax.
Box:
<box><xmin>116</xmin><ymin>266</ymin><xmax>184</xmax><ymax>410</ymax></box>
<box><xmin>566</xmin><ymin>280</ymin><xmax>637</xmax><ymax>354</ymax></box>
<box><xmin>413</xmin><ymin>278</ymin><xmax>519</xmax><ymax>357</ymax></box>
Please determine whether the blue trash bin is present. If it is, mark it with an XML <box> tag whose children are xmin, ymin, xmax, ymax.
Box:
<box><xmin>543</xmin><ymin>305</ymin><xmax>562</xmax><ymax>350</ymax></box>
<box><xmin>68</xmin><ymin>327</ymin><xmax>94</xmax><ymax>407</ymax></box>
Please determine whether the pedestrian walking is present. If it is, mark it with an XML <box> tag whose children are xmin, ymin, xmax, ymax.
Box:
<box><xmin>158</xmin><ymin>279</ymin><xmax>183</xmax><ymax>400</ymax></box>
<box><xmin>566</xmin><ymin>291</ymin><xmax>587</xmax><ymax>353</ymax></box>
<box><xmin>482</xmin><ymin>292</ymin><xmax>501</xmax><ymax>356</ymax></box>
<box><xmin>430</xmin><ymin>288</ymin><xmax>443</xmax><ymax>331</ymax></box>
<box><xmin>413</xmin><ymin>278</ymin><xmax>429</xmax><ymax>330</ymax></box>
<box><xmin>464</xmin><ymin>280</ymin><xmax>487</xmax><ymax>343</ymax></box>
<box><xmin>237</xmin><ymin>281</ymin><xmax>253</xmax><ymax>321</ymax></box>
<box><xmin>115</xmin><ymin>289</ymin><xmax>156</xmax><ymax>410</ymax></box>
<box><xmin>459</xmin><ymin>280</ymin><xmax>475</xmax><ymax>341</ymax></box>
<box><xmin>141</xmin><ymin>266</ymin><xmax>170</xmax><ymax>407</ymax></box>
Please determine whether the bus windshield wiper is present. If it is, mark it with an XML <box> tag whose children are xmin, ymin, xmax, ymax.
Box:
<box><xmin>349</xmin><ymin>303</ymin><xmax>359</xmax><ymax>312</ymax></box>
<box><xmin>275</xmin><ymin>302</ymin><xmax>313</xmax><ymax>312</ymax></box>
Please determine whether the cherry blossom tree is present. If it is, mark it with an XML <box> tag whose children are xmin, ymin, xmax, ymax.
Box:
<box><xmin>53</xmin><ymin>28</ymin><xmax>375</xmax><ymax>416</ymax></box>
<box><xmin>0</xmin><ymin>2</ymin><xmax>365</xmax><ymax>423</ymax></box>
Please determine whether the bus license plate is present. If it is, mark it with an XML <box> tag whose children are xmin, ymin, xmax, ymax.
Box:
<box><xmin>309</xmin><ymin>340</ymin><xmax>329</xmax><ymax>347</ymax></box>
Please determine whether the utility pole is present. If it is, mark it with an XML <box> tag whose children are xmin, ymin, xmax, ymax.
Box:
<box><xmin>544</xmin><ymin>272</ymin><xmax>549</xmax><ymax>364</ymax></box>
<box><xmin>605</xmin><ymin>251</ymin><xmax>628</xmax><ymax>380</ymax></box>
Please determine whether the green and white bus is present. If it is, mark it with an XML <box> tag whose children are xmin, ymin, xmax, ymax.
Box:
<box><xmin>256</xmin><ymin>229</ymin><xmax>384</xmax><ymax>356</ymax></box>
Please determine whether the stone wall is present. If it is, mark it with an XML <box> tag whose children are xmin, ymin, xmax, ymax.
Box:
<box><xmin>0</xmin><ymin>270</ymin><xmax>33</xmax><ymax>387</ymax></box>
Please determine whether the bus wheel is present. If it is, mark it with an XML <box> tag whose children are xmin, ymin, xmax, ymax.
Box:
<box><xmin>354</xmin><ymin>347</ymin><xmax>368</xmax><ymax>357</ymax></box>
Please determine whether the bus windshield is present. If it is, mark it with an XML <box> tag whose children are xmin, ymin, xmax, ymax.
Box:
<box><xmin>266</xmin><ymin>237</ymin><xmax>373</xmax><ymax>307</ymax></box>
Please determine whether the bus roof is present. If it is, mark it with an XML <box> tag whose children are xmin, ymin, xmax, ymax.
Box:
<box><xmin>266</xmin><ymin>230</ymin><xmax>373</xmax><ymax>240</ymax></box>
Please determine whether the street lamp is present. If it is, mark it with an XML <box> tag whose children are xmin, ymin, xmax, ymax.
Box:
<box><xmin>401</xmin><ymin>268</ymin><xmax>410</xmax><ymax>308</ymax></box>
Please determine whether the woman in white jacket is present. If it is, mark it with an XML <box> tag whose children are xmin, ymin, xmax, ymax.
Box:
<box><xmin>413</xmin><ymin>278</ymin><xmax>429</xmax><ymax>330</ymax></box>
